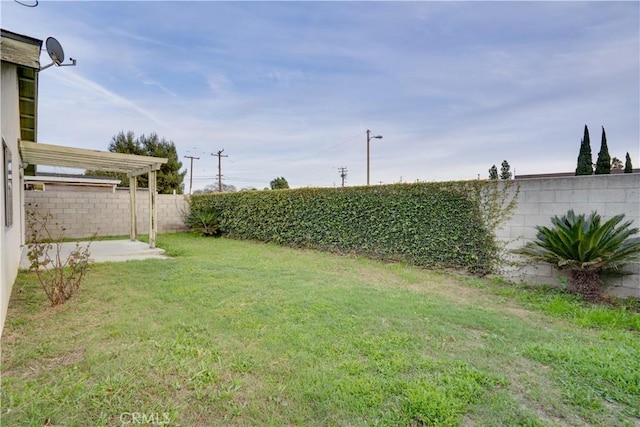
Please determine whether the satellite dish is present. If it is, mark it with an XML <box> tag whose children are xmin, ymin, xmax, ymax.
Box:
<box><xmin>40</xmin><ymin>36</ymin><xmax>77</xmax><ymax>71</ymax></box>
<box><xmin>46</xmin><ymin>37</ymin><xmax>64</xmax><ymax>64</ymax></box>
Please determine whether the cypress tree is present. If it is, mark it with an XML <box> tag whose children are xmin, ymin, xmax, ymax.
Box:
<box><xmin>500</xmin><ymin>160</ymin><xmax>512</xmax><ymax>179</ymax></box>
<box><xmin>595</xmin><ymin>126</ymin><xmax>611</xmax><ymax>174</ymax></box>
<box><xmin>624</xmin><ymin>152</ymin><xmax>633</xmax><ymax>173</ymax></box>
<box><xmin>488</xmin><ymin>165</ymin><xmax>498</xmax><ymax>180</ymax></box>
<box><xmin>575</xmin><ymin>125</ymin><xmax>593</xmax><ymax>175</ymax></box>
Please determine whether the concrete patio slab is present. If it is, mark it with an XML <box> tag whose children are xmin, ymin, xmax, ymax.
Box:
<box><xmin>20</xmin><ymin>240</ymin><xmax>169</xmax><ymax>269</ymax></box>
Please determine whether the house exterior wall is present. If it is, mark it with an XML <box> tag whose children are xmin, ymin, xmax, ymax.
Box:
<box><xmin>498</xmin><ymin>174</ymin><xmax>640</xmax><ymax>298</ymax></box>
<box><xmin>25</xmin><ymin>190</ymin><xmax>188</xmax><ymax>239</ymax></box>
<box><xmin>1</xmin><ymin>62</ymin><xmax>25</xmax><ymax>332</ymax></box>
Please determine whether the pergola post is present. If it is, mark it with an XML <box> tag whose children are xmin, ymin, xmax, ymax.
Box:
<box><xmin>148</xmin><ymin>170</ymin><xmax>157</xmax><ymax>249</ymax></box>
<box><xmin>129</xmin><ymin>176</ymin><xmax>137</xmax><ymax>241</ymax></box>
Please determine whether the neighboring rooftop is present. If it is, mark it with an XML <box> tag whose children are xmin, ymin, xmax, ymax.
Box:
<box><xmin>25</xmin><ymin>172</ymin><xmax>121</xmax><ymax>192</ymax></box>
<box><xmin>515</xmin><ymin>169</ymin><xmax>640</xmax><ymax>179</ymax></box>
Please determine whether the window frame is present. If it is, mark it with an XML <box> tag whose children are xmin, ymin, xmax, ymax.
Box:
<box><xmin>3</xmin><ymin>137</ymin><xmax>13</xmax><ymax>228</ymax></box>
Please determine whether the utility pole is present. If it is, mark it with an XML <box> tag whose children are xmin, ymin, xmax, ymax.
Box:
<box><xmin>183</xmin><ymin>155</ymin><xmax>199</xmax><ymax>195</ymax></box>
<box><xmin>338</xmin><ymin>166</ymin><xmax>348</xmax><ymax>187</ymax></box>
<box><xmin>211</xmin><ymin>149</ymin><xmax>228</xmax><ymax>192</ymax></box>
<box><xmin>366</xmin><ymin>129</ymin><xmax>383</xmax><ymax>186</ymax></box>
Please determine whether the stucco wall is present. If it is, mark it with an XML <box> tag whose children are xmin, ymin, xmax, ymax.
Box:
<box><xmin>1</xmin><ymin>62</ymin><xmax>25</xmax><ymax>334</ymax></box>
<box><xmin>498</xmin><ymin>174</ymin><xmax>640</xmax><ymax>298</ymax></box>
<box><xmin>25</xmin><ymin>189</ymin><xmax>188</xmax><ymax>239</ymax></box>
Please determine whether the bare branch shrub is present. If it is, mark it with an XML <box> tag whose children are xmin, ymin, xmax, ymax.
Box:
<box><xmin>25</xmin><ymin>204</ymin><xmax>95</xmax><ymax>305</ymax></box>
<box><xmin>466</xmin><ymin>179</ymin><xmax>520</xmax><ymax>273</ymax></box>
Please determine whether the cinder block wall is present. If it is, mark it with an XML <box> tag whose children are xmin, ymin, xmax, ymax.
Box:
<box><xmin>497</xmin><ymin>174</ymin><xmax>640</xmax><ymax>298</ymax></box>
<box><xmin>25</xmin><ymin>189</ymin><xmax>188</xmax><ymax>239</ymax></box>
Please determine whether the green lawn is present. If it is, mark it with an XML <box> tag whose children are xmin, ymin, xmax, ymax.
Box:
<box><xmin>1</xmin><ymin>233</ymin><xmax>638</xmax><ymax>426</ymax></box>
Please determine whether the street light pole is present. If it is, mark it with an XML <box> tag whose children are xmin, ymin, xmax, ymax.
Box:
<box><xmin>366</xmin><ymin>129</ymin><xmax>383</xmax><ymax>186</ymax></box>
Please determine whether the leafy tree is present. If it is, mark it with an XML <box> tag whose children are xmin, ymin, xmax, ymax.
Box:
<box><xmin>575</xmin><ymin>125</ymin><xmax>593</xmax><ymax>176</ymax></box>
<box><xmin>611</xmin><ymin>157</ymin><xmax>624</xmax><ymax>171</ymax></box>
<box><xmin>86</xmin><ymin>131</ymin><xmax>186</xmax><ymax>194</ymax></box>
<box><xmin>625</xmin><ymin>152</ymin><xmax>633</xmax><ymax>173</ymax></box>
<box><xmin>142</xmin><ymin>133</ymin><xmax>187</xmax><ymax>193</ymax></box>
<box><xmin>499</xmin><ymin>160</ymin><xmax>512</xmax><ymax>180</ymax></box>
<box><xmin>488</xmin><ymin>165</ymin><xmax>498</xmax><ymax>180</ymax></box>
<box><xmin>203</xmin><ymin>183</ymin><xmax>237</xmax><ymax>193</ymax></box>
<box><xmin>594</xmin><ymin>126</ymin><xmax>611</xmax><ymax>174</ymax></box>
<box><xmin>514</xmin><ymin>210</ymin><xmax>640</xmax><ymax>302</ymax></box>
<box><xmin>270</xmin><ymin>177</ymin><xmax>289</xmax><ymax>190</ymax></box>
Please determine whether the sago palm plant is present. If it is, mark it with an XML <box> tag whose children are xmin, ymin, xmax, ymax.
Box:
<box><xmin>514</xmin><ymin>210</ymin><xmax>640</xmax><ymax>302</ymax></box>
<box><xmin>185</xmin><ymin>209</ymin><xmax>220</xmax><ymax>237</ymax></box>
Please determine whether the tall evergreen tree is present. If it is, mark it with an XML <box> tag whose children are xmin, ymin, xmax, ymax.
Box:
<box><xmin>595</xmin><ymin>126</ymin><xmax>611</xmax><ymax>174</ymax></box>
<box><xmin>86</xmin><ymin>131</ymin><xmax>186</xmax><ymax>194</ymax></box>
<box><xmin>624</xmin><ymin>152</ymin><xmax>633</xmax><ymax>173</ymax></box>
<box><xmin>575</xmin><ymin>125</ymin><xmax>593</xmax><ymax>175</ymax></box>
<box><xmin>500</xmin><ymin>160</ymin><xmax>512</xmax><ymax>180</ymax></box>
<box><xmin>488</xmin><ymin>165</ymin><xmax>498</xmax><ymax>180</ymax></box>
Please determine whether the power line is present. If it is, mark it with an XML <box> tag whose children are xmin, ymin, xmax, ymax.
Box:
<box><xmin>229</xmin><ymin>131</ymin><xmax>365</xmax><ymax>174</ymax></box>
<box><xmin>189</xmin><ymin>132</ymin><xmax>367</xmax><ymax>188</ymax></box>
<box><xmin>295</xmin><ymin>132</ymin><xmax>364</xmax><ymax>161</ymax></box>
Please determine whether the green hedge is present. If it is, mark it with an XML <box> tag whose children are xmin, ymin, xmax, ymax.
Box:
<box><xmin>190</xmin><ymin>182</ymin><xmax>496</xmax><ymax>273</ymax></box>
<box><xmin>188</xmin><ymin>182</ymin><xmax>498</xmax><ymax>274</ymax></box>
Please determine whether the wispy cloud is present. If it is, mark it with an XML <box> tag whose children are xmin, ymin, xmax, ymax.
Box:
<box><xmin>3</xmin><ymin>1</ymin><xmax>638</xmax><ymax>189</ymax></box>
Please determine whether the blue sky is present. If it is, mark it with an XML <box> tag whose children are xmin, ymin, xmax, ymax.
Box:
<box><xmin>2</xmin><ymin>1</ymin><xmax>638</xmax><ymax>190</ymax></box>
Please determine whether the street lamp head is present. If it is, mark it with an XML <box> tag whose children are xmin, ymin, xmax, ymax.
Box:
<box><xmin>374</xmin><ymin>135</ymin><xmax>383</xmax><ymax>139</ymax></box>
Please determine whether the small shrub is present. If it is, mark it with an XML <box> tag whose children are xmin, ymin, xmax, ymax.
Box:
<box><xmin>25</xmin><ymin>205</ymin><xmax>94</xmax><ymax>306</ymax></box>
<box><xmin>185</xmin><ymin>208</ymin><xmax>220</xmax><ymax>237</ymax></box>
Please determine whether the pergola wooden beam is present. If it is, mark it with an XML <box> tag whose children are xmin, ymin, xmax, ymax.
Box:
<box><xmin>19</xmin><ymin>140</ymin><xmax>168</xmax><ymax>248</ymax></box>
<box><xmin>20</xmin><ymin>141</ymin><xmax>167</xmax><ymax>173</ymax></box>
<box><xmin>128</xmin><ymin>164</ymin><xmax>162</xmax><ymax>178</ymax></box>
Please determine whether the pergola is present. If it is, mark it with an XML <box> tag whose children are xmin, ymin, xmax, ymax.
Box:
<box><xmin>19</xmin><ymin>140</ymin><xmax>168</xmax><ymax>248</ymax></box>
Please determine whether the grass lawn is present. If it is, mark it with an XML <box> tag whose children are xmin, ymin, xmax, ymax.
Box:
<box><xmin>1</xmin><ymin>233</ymin><xmax>639</xmax><ymax>426</ymax></box>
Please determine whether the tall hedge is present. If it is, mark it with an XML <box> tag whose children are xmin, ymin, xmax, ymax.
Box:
<box><xmin>189</xmin><ymin>182</ymin><xmax>499</xmax><ymax>274</ymax></box>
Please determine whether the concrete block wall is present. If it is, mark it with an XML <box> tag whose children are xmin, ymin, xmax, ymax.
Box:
<box><xmin>25</xmin><ymin>189</ymin><xmax>188</xmax><ymax>239</ymax></box>
<box><xmin>497</xmin><ymin>174</ymin><xmax>640</xmax><ymax>298</ymax></box>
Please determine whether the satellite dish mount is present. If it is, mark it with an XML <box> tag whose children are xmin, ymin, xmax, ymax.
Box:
<box><xmin>40</xmin><ymin>37</ymin><xmax>77</xmax><ymax>71</ymax></box>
